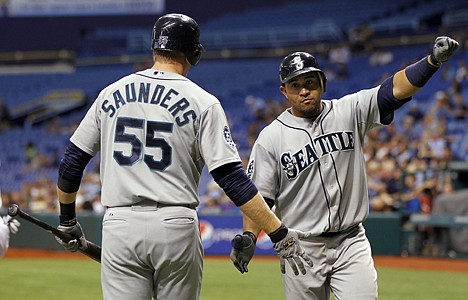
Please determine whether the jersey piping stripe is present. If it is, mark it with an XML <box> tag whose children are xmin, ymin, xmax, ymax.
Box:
<box><xmin>276</xmin><ymin>118</ymin><xmax>332</xmax><ymax>231</ymax></box>
<box><xmin>135</xmin><ymin>73</ymin><xmax>190</xmax><ymax>82</ymax></box>
<box><xmin>319</xmin><ymin>102</ymin><xmax>344</xmax><ymax>231</ymax></box>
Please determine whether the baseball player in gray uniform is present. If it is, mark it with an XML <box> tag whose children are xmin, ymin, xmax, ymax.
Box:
<box><xmin>0</xmin><ymin>215</ymin><xmax>20</xmax><ymax>258</ymax></box>
<box><xmin>230</xmin><ymin>36</ymin><xmax>459</xmax><ymax>299</ymax></box>
<box><xmin>54</xmin><ymin>13</ymin><xmax>311</xmax><ymax>300</ymax></box>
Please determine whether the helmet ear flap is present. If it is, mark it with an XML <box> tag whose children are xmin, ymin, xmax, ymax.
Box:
<box><xmin>186</xmin><ymin>45</ymin><xmax>203</xmax><ymax>66</ymax></box>
<box><xmin>319</xmin><ymin>72</ymin><xmax>327</xmax><ymax>92</ymax></box>
<box><xmin>192</xmin><ymin>49</ymin><xmax>201</xmax><ymax>65</ymax></box>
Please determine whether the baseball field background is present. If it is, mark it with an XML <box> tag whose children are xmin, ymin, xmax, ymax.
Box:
<box><xmin>1</xmin><ymin>250</ymin><xmax>467</xmax><ymax>300</ymax></box>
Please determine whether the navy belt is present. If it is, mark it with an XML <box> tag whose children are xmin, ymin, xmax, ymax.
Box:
<box><xmin>318</xmin><ymin>224</ymin><xmax>359</xmax><ymax>237</ymax></box>
<box><xmin>109</xmin><ymin>199</ymin><xmax>196</xmax><ymax>210</ymax></box>
<box><xmin>155</xmin><ymin>202</ymin><xmax>196</xmax><ymax>210</ymax></box>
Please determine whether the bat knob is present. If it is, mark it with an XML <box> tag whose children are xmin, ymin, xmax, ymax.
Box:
<box><xmin>8</xmin><ymin>204</ymin><xmax>19</xmax><ymax>217</ymax></box>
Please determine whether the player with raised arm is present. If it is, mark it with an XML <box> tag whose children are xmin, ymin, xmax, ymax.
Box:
<box><xmin>54</xmin><ymin>13</ymin><xmax>312</xmax><ymax>300</ymax></box>
<box><xmin>230</xmin><ymin>36</ymin><xmax>459</xmax><ymax>299</ymax></box>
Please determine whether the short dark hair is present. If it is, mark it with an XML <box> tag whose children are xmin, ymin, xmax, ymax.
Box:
<box><xmin>153</xmin><ymin>49</ymin><xmax>185</xmax><ymax>63</ymax></box>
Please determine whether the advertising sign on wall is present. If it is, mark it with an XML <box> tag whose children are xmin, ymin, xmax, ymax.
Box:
<box><xmin>199</xmin><ymin>215</ymin><xmax>276</xmax><ymax>255</ymax></box>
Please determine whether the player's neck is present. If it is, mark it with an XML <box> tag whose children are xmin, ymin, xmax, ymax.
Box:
<box><xmin>152</xmin><ymin>61</ymin><xmax>189</xmax><ymax>76</ymax></box>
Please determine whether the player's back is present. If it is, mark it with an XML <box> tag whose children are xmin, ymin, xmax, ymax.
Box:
<box><xmin>72</xmin><ymin>68</ymin><xmax>227</xmax><ymax>207</ymax></box>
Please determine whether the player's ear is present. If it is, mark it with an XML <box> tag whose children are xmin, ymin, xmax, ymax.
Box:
<box><xmin>280</xmin><ymin>85</ymin><xmax>287</xmax><ymax>98</ymax></box>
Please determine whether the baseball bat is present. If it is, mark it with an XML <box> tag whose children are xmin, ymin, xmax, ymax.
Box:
<box><xmin>8</xmin><ymin>204</ymin><xmax>101</xmax><ymax>263</ymax></box>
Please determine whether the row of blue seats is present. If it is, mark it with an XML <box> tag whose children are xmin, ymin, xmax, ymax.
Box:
<box><xmin>198</xmin><ymin>0</ymin><xmax>467</xmax><ymax>49</ymax></box>
<box><xmin>0</xmin><ymin>65</ymin><xmax>133</xmax><ymax>110</ymax></box>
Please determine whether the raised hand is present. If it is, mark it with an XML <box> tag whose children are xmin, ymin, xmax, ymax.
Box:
<box><xmin>431</xmin><ymin>36</ymin><xmax>459</xmax><ymax>65</ymax></box>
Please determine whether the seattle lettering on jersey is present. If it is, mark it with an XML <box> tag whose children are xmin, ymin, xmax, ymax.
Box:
<box><xmin>101</xmin><ymin>82</ymin><xmax>197</xmax><ymax>126</ymax></box>
<box><xmin>281</xmin><ymin>131</ymin><xmax>354</xmax><ymax>179</ymax></box>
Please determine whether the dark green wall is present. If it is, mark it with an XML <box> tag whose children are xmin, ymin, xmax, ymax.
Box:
<box><xmin>364</xmin><ymin>212</ymin><xmax>402</xmax><ymax>256</ymax></box>
<box><xmin>7</xmin><ymin>212</ymin><xmax>102</xmax><ymax>251</ymax></box>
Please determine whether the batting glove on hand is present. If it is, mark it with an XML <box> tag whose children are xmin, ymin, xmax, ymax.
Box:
<box><xmin>431</xmin><ymin>36</ymin><xmax>459</xmax><ymax>65</ymax></box>
<box><xmin>230</xmin><ymin>232</ymin><xmax>256</xmax><ymax>274</ymax></box>
<box><xmin>55</xmin><ymin>222</ymin><xmax>88</xmax><ymax>252</ymax></box>
<box><xmin>2</xmin><ymin>216</ymin><xmax>20</xmax><ymax>234</ymax></box>
<box><xmin>272</xmin><ymin>228</ymin><xmax>313</xmax><ymax>276</ymax></box>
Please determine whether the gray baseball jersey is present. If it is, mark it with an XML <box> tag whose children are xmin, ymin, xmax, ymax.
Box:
<box><xmin>247</xmin><ymin>86</ymin><xmax>382</xmax><ymax>235</ymax></box>
<box><xmin>0</xmin><ymin>218</ymin><xmax>9</xmax><ymax>258</ymax></box>
<box><xmin>71</xmin><ymin>68</ymin><xmax>241</xmax><ymax>207</ymax></box>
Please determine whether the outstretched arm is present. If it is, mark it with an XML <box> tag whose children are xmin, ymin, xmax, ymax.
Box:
<box><xmin>377</xmin><ymin>36</ymin><xmax>459</xmax><ymax>123</ymax></box>
<box><xmin>393</xmin><ymin>36</ymin><xmax>459</xmax><ymax>100</ymax></box>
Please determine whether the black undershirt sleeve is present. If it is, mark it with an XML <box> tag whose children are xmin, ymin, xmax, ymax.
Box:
<box><xmin>57</xmin><ymin>142</ymin><xmax>93</xmax><ymax>193</ymax></box>
<box><xmin>210</xmin><ymin>162</ymin><xmax>259</xmax><ymax>207</ymax></box>
<box><xmin>377</xmin><ymin>76</ymin><xmax>412</xmax><ymax>125</ymax></box>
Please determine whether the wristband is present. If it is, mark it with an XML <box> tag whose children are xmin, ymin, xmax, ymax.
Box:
<box><xmin>404</xmin><ymin>56</ymin><xmax>439</xmax><ymax>88</ymax></box>
<box><xmin>268</xmin><ymin>224</ymin><xmax>288</xmax><ymax>243</ymax></box>
<box><xmin>243</xmin><ymin>231</ymin><xmax>258</xmax><ymax>244</ymax></box>
<box><xmin>59</xmin><ymin>202</ymin><xmax>77</xmax><ymax>226</ymax></box>
<box><xmin>429</xmin><ymin>53</ymin><xmax>442</xmax><ymax>67</ymax></box>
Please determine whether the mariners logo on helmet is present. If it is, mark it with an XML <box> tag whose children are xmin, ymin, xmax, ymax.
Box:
<box><xmin>158</xmin><ymin>36</ymin><xmax>169</xmax><ymax>48</ymax></box>
<box><xmin>290</xmin><ymin>56</ymin><xmax>305</xmax><ymax>71</ymax></box>
<box><xmin>279</xmin><ymin>51</ymin><xmax>327</xmax><ymax>92</ymax></box>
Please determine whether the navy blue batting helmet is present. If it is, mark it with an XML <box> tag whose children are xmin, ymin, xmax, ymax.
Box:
<box><xmin>152</xmin><ymin>13</ymin><xmax>205</xmax><ymax>66</ymax></box>
<box><xmin>279</xmin><ymin>52</ymin><xmax>327</xmax><ymax>92</ymax></box>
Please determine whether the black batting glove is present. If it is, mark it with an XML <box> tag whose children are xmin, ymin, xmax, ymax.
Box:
<box><xmin>430</xmin><ymin>36</ymin><xmax>459</xmax><ymax>66</ymax></box>
<box><xmin>230</xmin><ymin>232</ymin><xmax>257</xmax><ymax>274</ymax></box>
<box><xmin>55</xmin><ymin>222</ymin><xmax>88</xmax><ymax>252</ymax></box>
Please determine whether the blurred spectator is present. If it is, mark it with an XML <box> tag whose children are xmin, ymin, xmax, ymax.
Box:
<box><xmin>450</xmin><ymin>91</ymin><xmax>468</xmax><ymax>120</ymax></box>
<box><xmin>198</xmin><ymin>180</ymin><xmax>237</xmax><ymax>214</ymax></box>
<box><xmin>323</xmin><ymin>66</ymin><xmax>337</xmax><ymax>82</ymax></box>
<box><xmin>368</xmin><ymin>165</ymin><xmax>395</xmax><ymax>212</ymax></box>
<box><xmin>348</xmin><ymin>23</ymin><xmax>373</xmax><ymax>53</ymax></box>
<box><xmin>25</xmin><ymin>141</ymin><xmax>38</xmax><ymax>165</ymax></box>
<box><xmin>427</xmin><ymin>90</ymin><xmax>453</xmax><ymax>121</ymax></box>
<box><xmin>406</xmin><ymin>102</ymin><xmax>425</xmax><ymax>123</ymax></box>
<box><xmin>329</xmin><ymin>42</ymin><xmax>351</xmax><ymax>79</ymax></box>
<box><xmin>455</xmin><ymin>60</ymin><xmax>467</xmax><ymax>83</ymax></box>
<box><xmin>0</xmin><ymin>0</ymin><xmax>9</xmax><ymax>17</ymax></box>
<box><xmin>24</xmin><ymin>178</ymin><xmax>57</xmax><ymax>212</ymax></box>
<box><xmin>399</xmin><ymin>173</ymin><xmax>423</xmax><ymax>213</ymax></box>
<box><xmin>419</xmin><ymin>188</ymin><xmax>434</xmax><ymax>214</ymax></box>
<box><xmin>400</xmin><ymin>116</ymin><xmax>419</xmax><ymax>141</ymax></box>
<box><xmin>76</xmin><ymin>170</ymin><xmax>103</xmax><ymax>212</ymax></box>
<box><xmin>369</xmin><ymin>48</ymin><xmax>394</xmax><ymax>66</ymax></box>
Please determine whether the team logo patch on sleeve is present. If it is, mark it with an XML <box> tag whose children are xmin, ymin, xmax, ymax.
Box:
<box><xmin>223</xmin><ymin>126</ymin><xmax>236</xmax><ymax>149</ymax></box>
<box><xmin>246</xmin><ymin>160</ymin><xmax>254</xmax><ymax>179</ymax></box>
